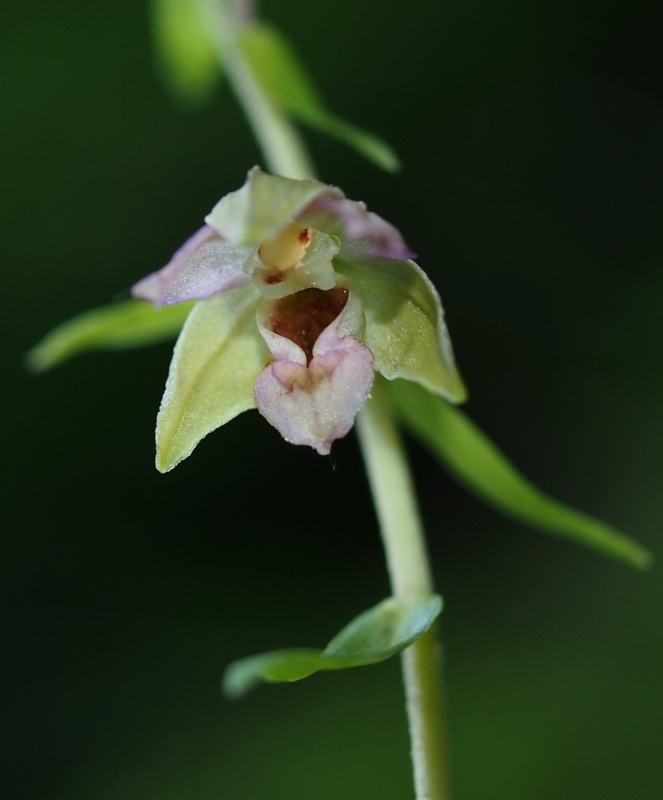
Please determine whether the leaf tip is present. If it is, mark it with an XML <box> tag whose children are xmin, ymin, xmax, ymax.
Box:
<box><xmin>372</xmin><ymin>143</ymin><xmax>401</xmax><ymax>174</ymax></box>
<box><xmin>446</xmin><ymin>371</ymin><xmax>468</xmax><ymax>404</ymax></box>
<box><xmin>221</xmin><ymin>665</ymin><xmax>253</xmax><ymax>700</ymax></box>
<box><xmin>155</xmin><ymin>446</ymin><xmax>181</xmax><ymax>474</ymax></box>
<box><xmin>24</xmin><ymin>344</ymin><xmax>50</xmax><ymax>374</ymax></box>
<box><xmin>629</xmin><ymin>545</ymin><xmax>654</xmax><ymax>570</ymax></box>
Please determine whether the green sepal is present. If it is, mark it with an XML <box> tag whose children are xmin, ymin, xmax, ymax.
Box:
<box><xmin>150</xmin><ymin>0</ymin><xmax>222</xmax><ymax>107</ymax></box>
<box><xmin>26</xmin><ymin>299</ymin><xmax>194</xmax><ymax>372</ymax></box>
<box><xmin>223</xmin><ymin>594</ymin><xmax>442</xmax><ymax>698</ymax></box>
<box><xmin>206</xmin><ymin>166</ymin><xmax>335</xmax><ymax>247</ymax></box>
<box><xmin>155</xmin><ymin>284</ymin><xmax>266</xmax><ymax>472</ymax></box>
<box><xmin>337</xmin><ymin>259</ymin><xmax>466</xmax><ymax>403</ymax></box>
<box><xmin>239</xmin><ymin>23</ymin><xmax>400</xmax><ymax>173</ymax></box>
<box><xmin>390</xmin><ymin>380</ymin><xmax>652</xmax><ymax>569</ymax></box>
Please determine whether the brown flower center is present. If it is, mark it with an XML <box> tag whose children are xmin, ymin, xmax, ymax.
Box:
<box><xmin>268</xmin><ymin>287</ymin><xmax>349</xmax><ymax>363</ymax></box>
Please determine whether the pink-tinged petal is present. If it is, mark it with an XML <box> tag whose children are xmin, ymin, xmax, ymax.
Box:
<box><xmin>132</xmin><ymin>225</ymin><xmax>253</xmax><ymax>307</ymax></box>
<box><xmin>303</xmin><ymin>196</ymin><xmax>416</xmax><ymax>261</ymax></box>
<box><xmin>254</xmin><ymin>286</ymin><xmax>374</xmax><ymax>454</ymax></box>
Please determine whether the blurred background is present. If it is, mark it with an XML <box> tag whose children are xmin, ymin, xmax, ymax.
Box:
<box><xmin>2</xmin><ymin>0</ymin><xmax>662</xmax><ymax>798</ymax></box>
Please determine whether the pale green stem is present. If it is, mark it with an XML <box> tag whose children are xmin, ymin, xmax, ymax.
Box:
<box><xmin>200</xmin><ymin>3</ymin><xmax>450</xmax><ymax>795</ymax></box>
<box><xmin>357</xmin><ymin>378</ymin><xmax>452</xmax><ymax>800</ymax></box>
<box><xmin>198</xmin><ymin>0</ymin><xmax>316</xmax><ymax>180</ymax></box>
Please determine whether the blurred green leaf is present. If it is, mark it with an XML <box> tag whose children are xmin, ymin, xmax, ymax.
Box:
<box><xmin>150</xmin><ymin>0</ymin><xmax>221</xmax><ymax>107</ymax></box>
<box><xmin>390</xmin><ymin>380</ymin><xmax>652</xmax><ymax>569</ymax></box>
<box><xmin>26</xmin><ymin>299</ymin><xmax>194</xmax><ymax>372</ymax></box>
<box><xmin>337</xmin><ymin>259</ymin><xmax>466</xmax><ymax>403</ymax></box>
<box><xmin>239</xmin><ymin>23</ymin><xmax>400</xmax><ymax>172</ymax></box>
<box><xmin>223</xmin><ymin>594</ymin><xmax>442</xmax><ymax>698</ymax></box>
<box><xmin>155</xmin><ymin>284</ymin><xmax>266</xmax><ymax>473</ymax></box>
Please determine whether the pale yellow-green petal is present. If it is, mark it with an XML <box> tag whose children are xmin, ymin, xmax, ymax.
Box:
<box><xmin>155</xmin><ymin>284</ymin><xmax>266</xmax><ymax>472</ymax></box>
<box><xmin>205</xmin><ymin>166</ymin><xmax>339</xmax><ymax>246</ymax></box>
<box><xmin>337</xmin><ymin>259</ymin><xmax>466</xmax><ymax>403</ymax></box>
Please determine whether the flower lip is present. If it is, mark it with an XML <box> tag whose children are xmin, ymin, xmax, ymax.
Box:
<box><xmin>254</xmin><ymin>283</ymin><xmax>374</xmax><ymax>454</ymax></box>
<box><xmin>267</xmin><ymin>286</ymin><xmax>350</xmax><ymax>364</ymax></box>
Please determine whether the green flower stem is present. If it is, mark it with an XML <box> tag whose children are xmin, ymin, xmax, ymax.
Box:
<box><xmin>199</xmin><ymin>3</ymin><xmax>450</xmax><ymax>793</ymax></box>
<box><xmin>357</xmin><ymin>378</ymin><xmax>452</xmax><ymax>800</ymax></box>
<box><xmin>198</xmin><ymin>0</ymin><xmax>316</xmax><ymax>180</ymax></box>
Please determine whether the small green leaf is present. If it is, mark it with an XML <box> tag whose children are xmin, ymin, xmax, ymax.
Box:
<box><xmin>300</xmin><ymin>113</ymin><xmax>400</xmax><ymax>175</ymax></box>
<box><xmin>223</xmin><ymin>594</ymin><xmax>442</xmax><ymax>698</ymax></box>
<box><xmin>239</xmin><ymin>23</ymin><xmax>324</xmax><ymax>118</ymax></box>
<box><xmin>150</xmin><ymin>0</ymin><xmax>221</xmax><ymax>107</ymax></box>
<box><xmin>239</xmin><ymin>23</ymin><xmax>400</xmax><ymax>172</ymax></box>
<box><xmin>26</xmin><ymin>299</ymin><xmax>194</xmax><ymax>372</ymax></box>
<box><xmin>322</xmin><ymin>594</ymin><xmax>442</xmax><ymax>661</ymax></box>
<box><xmin>337</xmin><ymin>259</ymin><xmax>466</xmax><ymax>403</ymax></box>
<box><xmin>390</xmin><ymin>380</ymin><xmax>652</xmax><ymax>569</ymax></box>
<box><xmin>155</xmin><ymin>283</ymin><xmax>266</xmax><ymax>472</ymax></box>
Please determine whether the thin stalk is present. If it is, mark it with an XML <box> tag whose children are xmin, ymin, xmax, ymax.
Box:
<box><xmin>357</xmin><ymin>378</ymin><xmax>452</xmax><ymax>800</ymax></box>
<box><xmin>198</xmin><ymin>0</ymin><xmax>315</xmax><ymax>180</ymax></box>
<box><xmin>199</xmin><ymin>4</ymin><xmax>450</xmax><ymax>794</ymax></box>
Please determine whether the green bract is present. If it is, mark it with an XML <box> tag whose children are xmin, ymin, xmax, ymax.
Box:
<box><xmin>223</xmin><ymin>594</ymin><xmax>442</xmax><ymax>698</ymax></box>
<box><xmin>150</xmin><ymin>1</ymin><xmax>399</xmax><ymax>171</ymax></box>
<box><xmin>150</xmin><ymin>0</ymin><xmax>221</xmax><ymax>107</ymax></box>
<box><xmin>26</xmin><ymin>299</ymin><xmax>194</xmax><ymax>373</ymax></box>
<box><xmin>238</xmin><ymin>23</ymin><xmax>400</xmax><ymax>172</ymax></box>
<box><xmin>390</xmin><ymin>380</ymin><xmax>652</xmax><ymax>569</ymax></box>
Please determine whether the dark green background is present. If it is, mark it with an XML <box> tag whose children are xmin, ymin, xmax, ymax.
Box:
<box><xmin>2</xmin><ymin>1</ymin><xmax>662</xmax><ymax>798</ymax></box>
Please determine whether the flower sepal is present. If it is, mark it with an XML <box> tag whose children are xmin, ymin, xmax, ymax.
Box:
<box><xmin>337</xmin><ymin>258</ymin><xmax>466</xmax><ymax>403</ymax></box>
<box><xmin>155</xmin><ymin>282</ymin><xmax>266</xmax><ymax>473</ymax></box>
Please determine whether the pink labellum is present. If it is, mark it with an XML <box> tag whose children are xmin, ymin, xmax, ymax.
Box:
<box><xmin>254</xmin><ymin>286</ymin><xmax>374</xmax><ymax>454</ymax></box>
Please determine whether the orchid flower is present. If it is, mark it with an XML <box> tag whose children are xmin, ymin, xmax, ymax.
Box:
<box><xmin>133</xmin><ymin>167</ymin><xmax>465</xmax><ymax>471</ymax></box>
